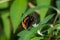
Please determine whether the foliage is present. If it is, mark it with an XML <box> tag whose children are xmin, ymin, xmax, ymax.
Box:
<box><xmin>0</xmin><ymin>0</ymin><xmax>60</xmax><ymax>40</ymax></box>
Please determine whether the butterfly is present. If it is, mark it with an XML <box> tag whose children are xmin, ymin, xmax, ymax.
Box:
<box><xmin>22</xmin><ymin>12</ymin><xmax>40</xmax><ymax>29</ymax></box>
<box><xmin>15</xmin><ymin>12</ymin><xmax>40</xmax><ymax>34</ymax></box>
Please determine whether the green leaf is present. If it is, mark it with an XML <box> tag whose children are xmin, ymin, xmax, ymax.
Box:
<box><xmin>36</xmin><ymin>0</ymin><xmax>51</xmax><ymax>21</ymax></box>
<box><xmin>18</xmin><ymin>24</ymin><xmax>46</xmax><ymax>40</ymax></box>
<box><xmin>56</xmin><ymin>0</ymin><xmax>60</xmax><ymax>10</ymax></box>
<box><xmin>0</xmin><ymin>35</ymin><xmax>8</xmax><ymax>40</ymax></box>
<box><xmin>54</xmin><ymin>24</ymin><xmax>60</xmax><ymax>30</ymax></box>
<box><xmin>1</xmin><ymin>11</ymin><xmax>10</xmax><ymax>39</ymax></box>
<box><xmin>31</xmin><ymin>37</ymin><xmax>43</xmax><ymax>40</ymax></box>
<box><xmin>10</xmin><ymin>0</ymin><xmax>27</xmax><ymax>33</ymax></box>
<box><xmin>47</xmin><ymin>27</ymin><xmax>53</xmax><ymax>35</ymax></box>
<box><xmin>48</xmin><ymin>24</ymin><xmax>60</xmax><ymax>35</ymax></box>
<box><xmin>0</xmin><ymin>0</ymin><xmax>9</xmax><ymax>9</ymax></box>
<box><xmin>56</xmin><ymin>19</ymin><xmax>60</xmax><ymax>24</ymax></box>
<box><xmin>51</xmin><ymin>24</ymin><xmax>59</xmax><ymax>36</ymax></box>
<box><xmin>40</xmin><ymin>14</ymin><xmax>55</xmax><ymax>25</ymax></box>
<box><xmin>56</xmin><ymin>36</ymin><xmax>60</xmax><ymax>40</ymax></box>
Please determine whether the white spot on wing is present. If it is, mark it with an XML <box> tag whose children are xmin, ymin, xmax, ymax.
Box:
<box><xmin>32</xmin><ymin>23</ymin><xmax>39</xmax><ymax>27</ymax></box>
